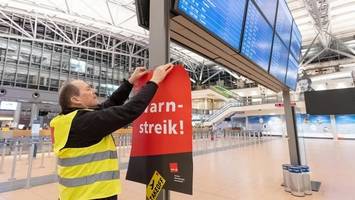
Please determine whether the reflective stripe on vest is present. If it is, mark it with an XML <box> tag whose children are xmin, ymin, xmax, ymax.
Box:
<box><xmin>57</xmin><ymin>150</ymin><xmax>117</xmax><ymax>167</ymax></box>
<box><xmin>58</xmin><ymin>170</ymin><xmax>119</xmax><ymax>187</ymax></box>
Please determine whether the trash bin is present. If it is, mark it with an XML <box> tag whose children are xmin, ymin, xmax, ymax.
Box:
<box><xmin>282</xmin><ymin>164</ymin><xmax>292</xmax><ymax>192</ymax></box>
<box><xmin>289</xmin><ymin>166</ymin><xmax>305</xmax><ymax>197</ymax></box>
<box><xmin>301</xmin><ymin>165</ymin><xmax>312</xmax><ymax>195</ymax></box>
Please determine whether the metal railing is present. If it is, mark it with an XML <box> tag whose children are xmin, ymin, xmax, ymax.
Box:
<box><xmin>202</xmin><ymin>95</ymin><xmax>285</xmax><ymax>123</ymax></box>
<box><xmin>0</xmin><ymin>129</ymin><xmax>275</xmax><ymax>193</ymax></box>
<box><xmin>204</xmin><ymin>102</ymin><xmax>240</xmax><ymax>122</ymax></box>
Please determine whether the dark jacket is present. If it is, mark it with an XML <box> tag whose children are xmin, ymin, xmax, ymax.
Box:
<box><xmin>62</xmin><ymin>80</ymin><xmax>158</xmax><ymax>148</ymax></box>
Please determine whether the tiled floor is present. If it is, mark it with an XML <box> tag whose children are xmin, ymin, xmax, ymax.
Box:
<box><xmin>1</xmin><ymin>138</ymin><xmax>355</xmax><ymax>199</ymax></box>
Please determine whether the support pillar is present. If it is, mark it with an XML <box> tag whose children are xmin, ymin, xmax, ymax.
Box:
<box><xmin>204</xmin><ymin>98</ymin><xmax>208</xmax><ymax>110</ymax></box>
<box><xmin>149</xmin><ymin>0</ymin><xmax>170</xmax><ymax>199</ymax></box>
<box><xmin>12</xmin><ymin>102</ymin><xmax>21</xmax><ymax>128</ymax></box>
<box><xmin>330</xmin><ymin>115</ymin><xmax>338</xmax><ymax>140</ymax></box>
<box><xmin>245</xmin><ymin>116</ymin><xmax>249</xmax><ymax>130</ymax></box>
<box><xmin>283</xmin><ymin>90</ymin><xmax>301</xmax><ymax>165</ymax></box>
<box><xmin>29</xmin><ymin>103</ymin><xmax>39</xmax><ymax>127</ymax></box>
<box><xmin>149</xmin><ymin>0</ymin><xmax>170</xmax><ymax>66</ymax></box>
<box><xmin>282</xmin><ymin>115</ymin><xmax>287</xmax><ymax>138</ymax></box>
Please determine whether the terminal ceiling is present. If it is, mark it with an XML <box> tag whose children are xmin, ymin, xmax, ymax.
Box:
<box><xmin>1</xmin><ymin>0</ymin><xmax>355</xmax><ymax>85</ymax></box>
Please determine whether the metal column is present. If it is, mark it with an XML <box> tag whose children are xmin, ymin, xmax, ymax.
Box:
<box><xmin>29</xmin><ymin>103</ymin><xmax>39</xmax><ymax>127</ymax></box>
<box><xmin>282</xmin><ymin>90</ymin><xmax>301</xmax><ymax>166</ymax></box>
<box><xmin>330</xmin><ymin>115</ymin><xmax>338</xmax><ymax>140</ymax></box>
<box><xmin>149</xmin><ymin>0</ymin><xmax>170</xmax><ymax>66</ymax></box>
<box><xmin>149</xmin><ymin>0</ymin><xmax>170</xmax><ymax>199</ymax></box>
<box><xmin>13</xmin><ymin>102</ymin><xmax>21</xmax><ymax>128</ymax></box>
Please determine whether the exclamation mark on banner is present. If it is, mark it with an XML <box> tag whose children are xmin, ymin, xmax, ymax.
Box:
<box><xmin>180</xmin><ymin>120</ymin><xmax>184</xmax><ymax>135</ymax></box>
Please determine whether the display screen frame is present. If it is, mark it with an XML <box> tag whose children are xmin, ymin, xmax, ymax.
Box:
<box><xmin>290</xmin><ymin>21</ymin><xmax>302</xmax><ymax>61</ymax></box>
<box><xmin>285</xmin><ymin>53</ymin><xmax>299</xmax><ymax>90</ymax></box>
<box><xmin>240</xmin><ymin>0</ymin><xmax>274</xmax><ymax>73</ymax></box>
<box><xmin>275</xmin><ymin>0</ymin><xmax>293</xmax><ymax>49</ymax></box>
<box><xmin>269</xmin><ymin>34</ymin><xmax>289</xmax><ymax>83</ymax></box>
<box><xmin>174</xmin><ymin>0</ymin><xmax>249</xmax><ymax>53</ymax></box>
<box><xmin>253</xmin><ymin>0</ymin><xmax>278</xmax><ymax>28</ymax></box>
<box><xmin>174</xmin><ymin>0</ymin><xmax>302</xmax><ymax>90</ymax></box>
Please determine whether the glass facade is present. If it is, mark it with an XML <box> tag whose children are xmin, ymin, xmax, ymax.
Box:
<box><xmin>0</xmin><ymin>12</ymin><xmax>148</xmax><ymax>97</ymax></box>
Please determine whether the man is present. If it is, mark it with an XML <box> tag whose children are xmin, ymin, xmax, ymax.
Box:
<box><xmin>50</xmin><ymin>64</ymin><xmax>173</xmax><ymax>200</ymax></box>
<box><xmin>298</xmin><ymin>77</ymin><xmax>314</xmax><ymax>93</ymax></box>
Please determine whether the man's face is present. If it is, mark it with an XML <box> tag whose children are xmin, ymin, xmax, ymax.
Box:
<box><xmin>71</xmin><ymin>80</ymin><xmax>98</xmax><ymax>108</ymax></box>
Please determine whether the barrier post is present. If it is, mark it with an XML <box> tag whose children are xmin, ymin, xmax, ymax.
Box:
<box><xmin>0</xmin><ymin>139</ymin><xmax>7</xmax><ymax>173</ymax></box>
<box><xmin>26</xmin><ymin>142</ymin><xmax>35</xmax><ymax>188</ymax></box>
<box><xmin>39</xmin><ymin>138</ymin><xmax>45</xmax><ymax>168</ymax></box>
<box><xmin>9</xmin><ymin>140</ymin><xmax>19</xmax><ymax>181</ymax></box>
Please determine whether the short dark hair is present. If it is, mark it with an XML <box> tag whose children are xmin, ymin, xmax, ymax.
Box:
<box><xmin>59</xmin><ymin>81</ymin><xmax>80</xmax><ymax>112</ymax></box>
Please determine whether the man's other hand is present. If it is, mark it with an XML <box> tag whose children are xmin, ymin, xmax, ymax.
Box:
<box><xmin>150</xmin><ymin>63</ymin><xmax>174</xmax><ymax>84</ymax></box>
<box><xmin>128</xmin><ymin>67</ymin><xmax>148</xmax><ymax>84</ymax></box>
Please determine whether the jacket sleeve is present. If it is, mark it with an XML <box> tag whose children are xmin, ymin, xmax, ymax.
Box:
<box><xmin>99</xmin><ymin>79</ymin><xmax>133</xmax><ymax>108</ymax></box>
<box><xmin>70</xmin><ymin>82</ymin><xmax>158</xmax><ymax>141</ymax></box>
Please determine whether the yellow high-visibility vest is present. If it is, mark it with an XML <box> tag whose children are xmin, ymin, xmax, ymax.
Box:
<box><xmin>50</xmin><ymin>110</ymin><xmax>121</xmax><ymax>200</ymax></box>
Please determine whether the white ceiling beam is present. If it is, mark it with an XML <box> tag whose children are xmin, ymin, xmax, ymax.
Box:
<box><xmin>74</xmin><ymin>26</ymin><xmax>79</xmax><ymax>44</ymax></box>
<box><xmin>0</xmin><ymin>3</ymin><xmax>205</xmax><ymax>77</ymax></box>
<box><xmin>0</xmin><ymin>10</ymin><xmax>33</xmax><ymax>38</ymax></box>
<box><xmin>0</xmin><ymin>17</ymin><xmax>32</xmax><ymax>38</ymax></box>
<box><xmin>202</xmin><ymin>70</ymin><xmax>222</xmax><ymax>84</ymax></box>
<box><xmin>108</xmin><ymin>39</ymin><xmax>129</xmax><ymax>51</ymax></box>
<box><xmin>133</xmin><ymin>47</ymin><xmax>148</xmax><ymax>55</ymax></box>
<box><xmin>303</xmin><ymin>0</ymin><xmax>331</xmax><ymax>48</ymax></box>
<box><xmin>27</xmin><ymin>15</ymin><xmax>35</xmax><ymax>37</ymax></box>
<box><xmin>300</xmin><ymin>32</ymin><xmax>320</xmax><ymax>64</ymax></box>
<box><xmin>0</xmin><ymin>5</ymin><xmax>149</xmax><ymax>41</ymax></box>
<box><xmin>199</xmin><ymin>64</ymin><xmax>205</xmax><ymax>81</ymax></box>
<box><xmin>106</xmin><ymin>0</ymin><xmax>116</xmax><ymax>26</ymax></box>
<box><xmin>305</xmin><ymin>58</ymin><xmax>355</xmax><ymax>70</ymax></box>
<box><xmin>302</xmin><ymin>48</ymin><xmax>327</xmax><ymax>67</ymax></box>
<box><xmin>328</xmin><ymin>48</ymin><xmax>355</xmax><ymax>60</ymax></box>
<box><xmin>64</xmin><ymin>0</ymin><xmax>71</xmax><ymax>14</ymax></box>
<box><xmin>45</xmin><ymin>15</ymin><xmax>75</xmax><ymax>44</ymax></box>
<box><xmin>0</xmin><ymin>33</ymin><xmax>147</xmax><ymax>60</ymax></box>
<box><xmin>77</xmin><ymin>31</ymin><xmax>102</xmax><ymax>45</ymax></box>
<box><xmin>37</xmin><ymin>18</ymin><xmax>73</xmax><ymax>44</ymax></box>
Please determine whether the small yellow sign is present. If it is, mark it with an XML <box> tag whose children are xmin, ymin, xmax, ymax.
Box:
<box><xmin>146</xmin><ymin>171</ymin><xmax>166</xmax><ymax>200</ymax></box>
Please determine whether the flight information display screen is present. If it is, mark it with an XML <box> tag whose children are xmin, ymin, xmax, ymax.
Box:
<box><xmin>241</xmin><ymin>1</ymin><xmax>273</xmax><ymax>72</ymax></box>
<box><xmin>286</xmin><ymin>54</ymin><xmax>299</xmax><ymax>90</ymax></box>
<box><xmin>254</xmin><ymin>0</ymin><xmax>278</xmax><ymax>27</ymax></box>
<box><xmin>269</xmin><ymin>35</ymin><xmax>289</xmax><ymax>83</ymax></box>
<box><xmin>176</xmin><ymin>0</ymin><xmax>247</xmax><ymax>51</ymax></box>
<box><xmin>275</xmin><ymin>0</ymin><xmax>293</xmax><ymax>47</ymax></box>
<box><xmin>175</xmin><ymin>0</ymin><xmax>301</xmax><ymax>91</ymax></box>
<box><xmin>290</xmin><ymin>22</ymin><xmax>302</xmax><ymax>61</ymax></box>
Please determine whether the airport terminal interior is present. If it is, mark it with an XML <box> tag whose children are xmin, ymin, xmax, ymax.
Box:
<box><xmin>0</xmin><ymin>0</ymin><xmax>355</xmax><ymax>199</ymax></box>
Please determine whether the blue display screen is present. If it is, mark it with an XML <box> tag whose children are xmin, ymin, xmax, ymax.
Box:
<box><xmin>335</xmin><ymin>115</ymin><xmax>355</xmax><ymax>124</ymax></box>
<box><xmin>290</xmin><ymin>22</ymin><xmax>302</xmax><ymax>61</ymax></box>
<box><xmin>177</xmin><ymin>0</ymin><xmax>247</xmax><ymax>51</ymax></box>
<box><xmin>286</xmin><ymin>54</ymin><xmax>299</xmax><ymax>90</ymax></box>
<box><xmin>269</xmin><ymin>35</ymin><xmax>289</xmax><ymax>83</ymax></box>
<box><xmin>254</xmin><ymin>0</ymin><xmax>278</xmax><ymax>27</ymax></box>
<box><xmin>275</xmin><ymin>0</ymin><xmax>293</xmax><ymax>47</ymax></box>
<box><xmin>241</xmin><ymin>1</ymin><xmax>273</xmax><ymax>71</ymax></box>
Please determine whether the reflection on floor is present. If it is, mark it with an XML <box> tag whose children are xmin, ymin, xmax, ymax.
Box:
<box><xmin>1</xmin><ymin>137</ymin><xmax>355</xmax><ymax>200</ymax></box>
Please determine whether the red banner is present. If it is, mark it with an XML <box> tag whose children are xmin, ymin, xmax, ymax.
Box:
<box><xmin>127</xmin><ymin>65</ymin><xmax>193</xmax><ymax>195</ymax></box>
<box><xmin>131</xmin><ymin>65</ymin><xmax>192</xmax><ymax>156</ymax></box>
